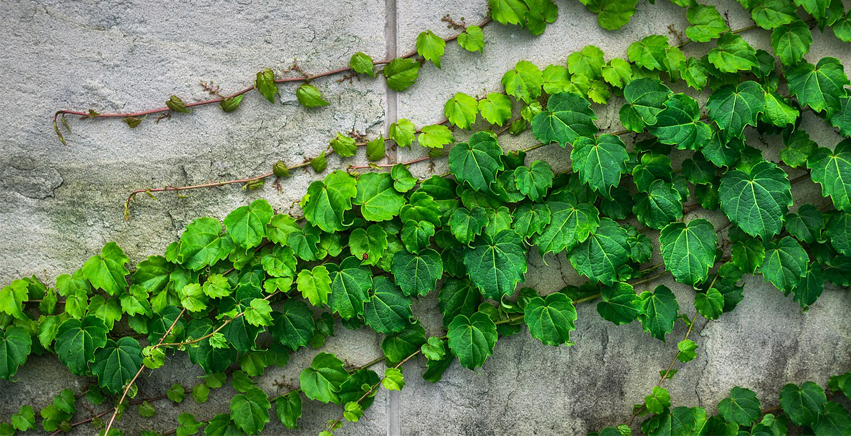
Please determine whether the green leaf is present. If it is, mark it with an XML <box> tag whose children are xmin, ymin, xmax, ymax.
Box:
<box><xmin>502</xmin><ymin>60</ymin><xmax>543</xmax><ymax>103</ymax></box>
<box><xmin>0</xmin><ymin>327</ymin><xmax>31</xmax><ymax>380</ymax></box>
<box><xmin>759</xmin><ymin>236</ymin><xmax>809</xmax><ymax>292</ymax></box>
<box><xmin>392</xmin><ymin>248</ymin><xmax>443</xmax><ymax>297</ymax></box>
<box><xmin>763</xmin><ymin>91</ymin><xmax>800</xmax><ymax>127</ymax></box>
<box><xmin>295</xmin><ymin>84</ymin><xmax>329</xmax><ymax>108</ymax></box>
<box><xmin>449</xmin><ymin>207</ymin><xmax>488</xmax><ymax>245</ymax></box>
<box><xmin>299</xmin><ymin>352</ymin><xmax>349</xmax><ymax>404</ymax></box>
<box><xmin>808</xmin><ymin>140</ymin><xmax>851</xmax><ymax>211</ymax></box>
<box><xmin>720</xmin><ymin>161</ymin><xmax>792</xmax><ymax>239</ymax></box>
<box><xmin>297</xmin><ymin>265</ymin><xmax>332</xmax><ymax>306</ymax></box>
<box><xmin>11</xmin><ymin>405</ymin><xmax>35</xmax><ymax>431</ymax></box>
<box><xmin>92</xmin><ymin>337</ymin><xmax>143</xmax><ymax>394</ymax></box>
<box><xmin>628</xmin><ymin>35</ymin><xmax>670</xmax><ymax>71</ymax></box>
<box><xmin>490</xmin><ymin>0</ymin><xmax>528</xmax><ymax>25</ymax></box>
<box><xmin>266</xmin><ymin>214</ymin><xmax>299</xmax><ymax>246</ymax></box>
<box><xmin>514</xmin><ymin>160</ymin><xmax>554</xmax><ymax>202</ymax></box>
<box><xmin>568</xmin><ymin>218</ymin><xmax>630</xmax><ymax>285</ymax></box>
<box><xmin>417</xmin><ymin>124</ymin><xmax>454</xmax><ymax>149</ymax></box>
<box><xmin>421</xmin><ymin>337</ymin><xmax>447</xmax><ymax>360</ymax></box>
<box><xmin>464</xmin><ymin>230</ymin><xmax>528</xmax><ymax>300</ymax></box>
<box><xmin>533</xmin><ymin>191</ymin><xmax>600</xmax><ymax>255</ymax></box>
<box><xmin>677</xmin><ymin>339</ymin><xmax>698</xmax><ymax>362</ymax></box>
<box><xmin>647</xmin><ymin>93</ymin><xmax>711</xmax><ymax>150</ymax></box>
<box><xmin>660</xmin><ymin>219</ymin><xmax>717</xmax><ymax>286</ymax></box>
<box><xmin>449</xmin><ymin>132</ymin><xmax>504</xmax><ymax>192</ymax></box>
<box><xmin>416</xmin><ymin>30</ymin><xmax>446</xmax><ymax>69</ymax></box>
<box><xmin>786</xmin><ymin>204</ymin><xmax>824</xmax><ymax>244</ymax></box>
<box><xmin>619</xmin><ymin>78</ymin><xmax>672</xmax><ymax>132</ymax></box>
<box><xmin>524</xmin><ymin>293</ymin><xmax>577</xmax><ymax>346</ymax></box>
<box><xmin>531</xmin><ymin>92</ymin><xmax>598</xmax><ymax>147</ymax></box>
<box><xmin>718</xmin><ymin>387</ymin><xmax>761</xmax><ymax>426</ymax></box>
<box><xmin>224</xmin><ymin>199</ymin><xmax>273</xmax><ymax>250</ymax></box>
<box><xmin>830</xmin><ymin>96</ymin><xmax>851</xmax><ymax>137</ymax></box>
<box><xmin>220</xmin><ymin>95</ymin><xmax>243</xmax><ymax>112</ymax></box>
<box><xmin>401</xmin><ymin>220</ymin><xmax>435</xmax><ymax>254</ymax></box>
<box><xmin>478</xmin><ymin>93</ymin><xmax>513</xmax><ymax>126</ymax></box>
<box><xmin>571</xmin><ymin>134</ymin><xmax>629</xmax><ymax>197</ymax></box>
<box><xmin>382</xmin><ymin>367</ymin><xmax>405</xmax><ymax>391</ymax></box>
<box><xmin>446</xmin><ymin>312</ymin><xmax>498</xmax><ymax>369</ymax></box>
<box><xmin>597</xmin><ymin>282</ymin><xmax>641</xmax><ymax>325</ymax></box>
<box><xmin>184</xmin><ymin>319</ymin><xmax>236</xmax><ymax>374</ymax></box>
<box><xmin>438</xmin><ymin>278</ymin><xmax>481</xmax><ymax>327</ymax></box>
<box><xmin>751</xmin><ymin>0</ymin><xmax>797</xmax><ymax>29</ymax></box>
<box><xmin>827</xmin><ymin>211</ymin><xmax>851</xmax><ymax>256</ymax></box>
<box><xmin>382</xmin><ymin>321</ymin><xmax>425</xmax><ymax>362</ymax></box>
<box><xmin>706</xmin><ymin>82</ymin><xmax>765</xmax><ymax>139</ymax></box>
<box><xmin>204</xmin><ymin>414</ymin><xmax>241</xmax><ymax>436</ymax></box>
<box><xmin>255</xmin><ymin>68</ymin><xmax>277</xmax><ymax>103</ymax></box>
<box><xmin>686</xmin><ymin>5</ymin><xmax>729</xmax><ymax>42</ymax></box>
<box><xmin>366</xmin><ymin>135</ymin><xmax>385</xmax><ymax>161</ymax></box>
<box><xmin>82</xmin><ymin>242</ymin><xmax>129</xmax><ymax>296</ymax></box>
<box><xmin>328</xmin><ymin>257</ymin><xmax>372</xmax><ymax>319</ymax></box>
<box><xmin>363</xmin><ymin>276</ymin><xmax>413</xmax><ymax>334</ymax></box>
<box><xmin>55</xmin><ymin>316</ymin><xmax>108</xmax><ymax>375</ymax></box>
<box><xmin>383</xmin><ymin>58</ymin><xmax>420</xmax><ymax>91</ymax></box>
<box><xmin>645</xmin><ymin>386</ymin><xmax>671</xmax><ymax>414</ymax></box>
<box><xmin>638</xmin><ymin>285</ymin><xmax>680</xmax><ymax>341</ymax></box>
<box><xmin>771</xmin><ymin>20</ymin><xmax>813</xmax><ymax>66</ymax></box>
<box><xmin>591</xmin><ymin>0</ymin><xmax>639</xmax><ymax>30</ymax></box>
<box><xmin>634</xmin><ymin>180</ymin><xmax>683</xmax><ymax>230</ymax></box>
<box><xmin>695</xmin><ymin>288</ymin><xmax>724</xmax><ymax>320</ymax></box>
<box><xmin>329</xmin><ymin>132</ymin><xmax>357</xmax><ymax>158</ymax></box>
<box><xmin>780</xmin><ymin>382</ymin><xmax>826</xmax><ymax>427</ymax></box>
<box><xmin>244</xmin><ymin>299</ymin><xmax>273</xmax><ymax>327</ymax></box>
<box><xmin>350</xmin><ymin>52</ymin><xmax>375</xmax><ymax>77</ymax></box>
<box><xmin>731</xmin><ymin>237</ymin><xmax>766</xmax><ymax>273</ymax></box>
<box><xmin>458</xmin><ymin>25</ymin><xmax>485</xmax><ymax>53</ymax></box>
<box><xmin>349</xmin><ymin>225</ymin><xmax>388</xmax><ymax>265</ymax></box>
<box><xmin>0</xmin><ymin>280</ymin><xmax>28</xmax><ymax>321</ymax></box>
<box><xmin>513</xmin><ymin>202</ymin><xmax>552</xmax><ymax>239</ymax></box>
<box><xmin>444</xmin><ymin>92</ymin><xmax>478</xmax><ymax>129</ymax></box>
<box><xmin>814</xmin><ymin>402</ymin><xmax>851</xmax><ymax>435</ymax></box>
<box><xmin>301</xmin><ymin>171</ymin><xmax>357</xmax><ymax>232</ymax></box>
<box><xmin>568</xmin><ymin>45</ymin><xmax>605</xmax><ymax>79</ymax></box>
<box><xmin>270</xmin><ymin>300</ymin><xmax>314</xmax><ymax>351</ymax></box>
<box><xmin>275</xmin><ymin>391</ymin><xmax>302</xmax><ymax>429</ymax></box>
<box><xmin>708</xmin><ymin>33</ymin><xmax>757</xmax><ymax>73</ymax></box>
<box><xmin>792</xmin><ymin>266</ymin><xmax>824</xmax><ymax>308</ymax></box>
<box><xmin>354</xmin><ymin>172</ymin><xmax>405</xmax><ymax>222</ymax></box>
<box><xmin>389</xmin><ymin>119</ymin><xmax>416</xmax><ymax>147</ymax></box>
<box><xmin>601</xmin><ymin>58</ymin><xmax>633</xmax><ymax>88</ymax></box>
<box><xmin>229</xmin><ymin>387</ymin><xmax>271</xmax><ymax>434</ymax></box>
<box><xmin>787</xmin><ymin>57</ymin><xmax>850</xmax><ymax>116</ymax></box>
<box><xmin>178</xmin><ymin>217</ymin><xmax>234</xmax><ymax>271</ymax></box>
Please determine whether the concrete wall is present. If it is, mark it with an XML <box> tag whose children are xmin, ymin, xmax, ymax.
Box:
<box><xmin>1</xmin><ymin>0</ymin><xmax>850</xmax><ymax>434</ymax></box>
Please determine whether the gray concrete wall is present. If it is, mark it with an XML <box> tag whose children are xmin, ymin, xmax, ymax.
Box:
<box><xmin>1</xmin><ymin>0</ymin><xmax>850</xmax><ymax>434</ymax></box>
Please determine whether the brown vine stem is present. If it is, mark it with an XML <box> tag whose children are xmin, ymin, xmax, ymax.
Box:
<box><xmin>102</xmin><ymin>308</ymin><xmax>186</xmax><ymax>435</ymax></box>
<box><xmin>52</xmin><ymin>18</ymin><xmax>492</xmax><ymax>145</ymax></box>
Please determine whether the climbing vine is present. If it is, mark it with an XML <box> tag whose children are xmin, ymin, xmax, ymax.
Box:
<box><xmin>6</xmin><ymin>0</ymin><xmax>851</xmax><ymax>435</ymax></box>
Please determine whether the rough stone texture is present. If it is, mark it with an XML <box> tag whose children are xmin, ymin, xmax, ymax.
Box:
<box><xmin>1</xmin><ymin>0</ymin><xmax>851</xmax><ymax>435</ymax></box>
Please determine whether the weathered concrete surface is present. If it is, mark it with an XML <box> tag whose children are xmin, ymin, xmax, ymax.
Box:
<box><xmin>1</xmin><ymin>0</ymin><xmax>851</xmax><ymax>435</ymax></box>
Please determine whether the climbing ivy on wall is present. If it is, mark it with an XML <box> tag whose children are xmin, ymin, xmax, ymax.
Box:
<box><xmin>8</xmin><ymin>0</ymin><xmax>851</xmax><ymax>434</ymax></box>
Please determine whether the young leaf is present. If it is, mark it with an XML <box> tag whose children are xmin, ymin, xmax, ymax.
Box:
<box><xmin>255</xmin><ymin>68</ymin><xmax>277</xmax><ymax>103</ymax></box>
<box><xmin>524</xmin><ymin>293</ymin><xmax>577</xmax><ymax>346</ymax></box>
<box><xmin>568</xmin><ymin>45</ymin><xmax>605</xmax><ymax>80</ymax></box>
<box><xmin>349</xmin><ymin>225</ymin><xmax>388</xmax><ymax>265</ymax></box>
<box><xmin>296</xmin><ymin>84</ymin><xmax>329</xmax><ymax>108</ymax></box>
<box><xmin>751</xmin><ymin>0</ymin><xmax>797</xmax><ymax>29</ymax></box>
<box><xmin>628</xmin><ymin>35</ymin><xmax>669</xmax><ymax>71</ymax></box>
<box><xmin>224</xmin><ymin>199</ymin><xmax>274</xmax><ymax>250</ymax></box>
<box><xmin>686</xmin><ymin>5</ymin><xmax>728</xmax><ymax>42</ymax></box>
<box><xmin>178</xmin><ymin>217</ymin><xmax>234</xmax><ymax>271</ymax></box>
<box><xmin>297</xmin><ymin>265</ymin><xmax>332</xmax><ymax>306</ymax></box>
<box><xmin>389</xmin><ymin>119</ymin><xmax>416</xmax><ymax>147</ymax></box>
<box><xmin>220</xmin><ymin>95</ymin><xmax>243</xmax><ymax>112</ymax></box>
<box><xmin>416</xmin><ymin>30</ymin><xmax>446</xmax><ymax>68</ymax></box>
<box><xmin>301</xmin><ymin>171</ymin><xmax>357</xmax><ymax>232</ymax></box>
<box><xmin>458</xmin><ymin>25</ymin><xmax>485</xmax><ymax>53</ymax></box>
<box><xmin>446</xmin><ymin>312</ymin><xmax>497</xmax><ymax>369</ymax></box>
<box><xmin>502</xmin><ymin>60</ymin><xmax>543</xmax><ymax>103</ymax></box>
<box><xmin>349</xmin><ymin>52</ymin><xmax>375</xmax><ymax>77</ymax></box>
<box><xmin>708</xmin><ymin>33</ymin><xmax>757</xmax><ymax>73</ymax></box>
<box><xmin>478</xmin><ymin>93</ymin><xmax>512</xmax><ymax>126</ymax></box>
<box><xmin>383</xmin><ymin>58</ymin><xmax>421</xmax><ymax>91</ymax></box>
<box><xmin>660</xmin><ymin>219</ymin><xmax>717</xmax><ymax>286</ymax></box>
<box><xmin>421</xmin><ymin>337</ymin><xmax>447</xmax><ymax>360</ymax></box>
<box><xmin>417</xmin><ymin>124</ymin><xmax>454</xmax><ymax>148</ymax></box>
<box><xmin>591</xmin><ymin>0</ymin><xmax>639</xmax><ymax>30</ymax></box>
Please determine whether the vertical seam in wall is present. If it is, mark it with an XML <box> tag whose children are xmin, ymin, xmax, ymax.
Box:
<box><xmin>384</xmin><ymin>0</ymin><xmax>401</xmax><ymax>434</ymax></box>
